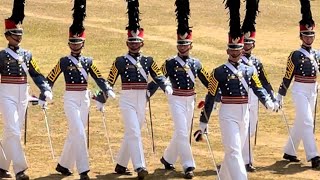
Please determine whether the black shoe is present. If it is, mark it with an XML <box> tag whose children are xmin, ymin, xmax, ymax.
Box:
<box><xmin>283</xmin><ymin>153</ymin><xmax>300</xmax><ymax>162</ymax></box>
<box><xmin>0</xmin><ymin>168</ymin><xmax>12</xmax><ymax>178</ymax></box>
<box><xmin>79</xmin><ymin>170</ymin><xmax>90</xmax><ymax>180</ymax></box>
<box><xmin>136</xmin><ymin>167</ymin><xmax>148</xmax><ymax>180</ymax></box>
<box><xmin>184</xmin><ymin>167</ymin><xmax>195</xmax><ymax>179</ymax></box>
<box><xmin>245</xmin><ymin>164</ymin><xmax>256</xmax><ymax>172</ymax></box>
<box><xmin>15</xmin><ymin>171</ymin><xmax>29</xmax><ymax>180</ymax></box>
<box><xmin>160</xmin><ymin>157</ymin><xmax>175</xmax><ymax>170</ymax></box>
<box><xmin>115</xmin><ymin>164</ymin><xmax>131</xmax><ymax>175</ymax></box>
<box><xmin>311</xmin><ymin>156</ymin><xmax>320</xmax><ymax>168</ymax></box>
<box><xmin>55</xmin><ymin>164</ymin><xmax>72</xmax><ymax>176</ymax></box>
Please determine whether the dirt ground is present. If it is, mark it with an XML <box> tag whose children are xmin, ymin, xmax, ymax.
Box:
<box><xmin>0</xmin><ymin>0</ymin><xmax>320</xmax><ymax>179</ymax></box>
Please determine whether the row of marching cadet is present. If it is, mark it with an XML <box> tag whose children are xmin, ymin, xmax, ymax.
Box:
<box><xmin>1</xmin><ymin>0</ymin><xmax>320</xmax><ymax>179</ymax></box>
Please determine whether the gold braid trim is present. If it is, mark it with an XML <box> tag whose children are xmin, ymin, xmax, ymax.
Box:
<box><xmin>284</xmin><ymin>52</ymin><xmax>295</xmax><ymax>79</ymax></box>
<box><xmin>252</xmin><ymin>73</ymin><xmax>262</xmax><ymax>88</ymax></box>
<box><xmin>47</xmin><ymin>61</ymin><xmax>61</xmax><ymax>82</ymax></box>
<box><xmin>107</xmin><ymin>61</ymin><xmax>118</xmax><ymax>85</ymax></box>
<box><xmin>208</xmin><ymin>71</ymin><xmax>218</xmax><ymax>95</ymax></box>
<box><xmin>30</xmin><ymin>58</ymin><xmax>41</xmax><ymax>73</ymax></box>
<box><xmin>200</xmin><ymin>63</ymin><xmax>210</xmax><ymax>81</ymax></box>
<box><xmin>151</xmin><ymin>61</ymin><xmax>163</xmax><ymax>76</ymax></box>
<box><xmin>90</xmin><ymin>63</ymin><xmax>102</xmax><ymax>78</ymax></box>
<box><xmin>161</xmin><ymin>62</ymin><xmax>167</xmax><ymax>76</ymax></box>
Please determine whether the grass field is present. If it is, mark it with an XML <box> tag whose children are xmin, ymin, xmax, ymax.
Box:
<box><xmin>1</xmin><ymin>0</ymin><xmax>320</xmax><ymax>179</ymax></box>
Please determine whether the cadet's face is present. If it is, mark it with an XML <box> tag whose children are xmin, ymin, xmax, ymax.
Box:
<box><xmin>243</xmin><ymin>43</ymin><xmax>254</xmax><ymax>53</ymax></box>
<box><xmin>301</xmin><ymin>35</ymin><xmax>315</xmax><ymax>47</ymax></box>
<box><xmin>227</xmin><ymin>49</ymin><xmax>243</xmax><ymax>62</ymax></box>
<box><xmin>177</xmin><ymin>44</ymin><xmax>191</xmax><ymax>56</ymax></box>
<box><xmin>69</xmin><ymin>42</ymin><xmax>84</xmax><ymax>54</ymax></box>
<box><xmin>127</xmin><ymin>42</ymin><xmax>143</xmax><ymax>53</ymax></box>
<box><xmin>6</xmin><ymin>34</ymin><xmax>22</xmax><ymax>46</ymax></box>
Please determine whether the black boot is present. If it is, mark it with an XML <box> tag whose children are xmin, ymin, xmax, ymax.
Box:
<box><xmin>136</xmin><ymin>167</ymin><xmax>148</xmax><ymax>180</ymax></box>
<box><xmin>15</xmin><ymin>171</ymin><xmax>29</xmax><ymax>180</ymax></box>
<box><xmin>311</xmin><ymin>156</ymin><xmax>320</xmax><ymax>168</ymax></box>
<box><xmin>55</xmin><ymin>164</ymin><xmax>72</xmax><ymax>176</ymax></box>
<box><xmin>115</xmin><ymin>164</ymin><xmax>131</xmax><ymax>175</ymax></box>
<box><xmin>160</xmin><ymin>157</ymin><xmax>175</xmax><ymax>170</ymax></box>
<box><xmin>283</xmin><ymin>153</ymin><xmax>300</xmax><ymax>162</ymax></box>
<box><xmin>184</xmin><ymin>167</ymin><xmax>195</xmax><ymax>179</ymax></box>
<box><xmin>0</xmin><ymin>168</ymin><xmax>12</xmax><ymax>178</ymax></box>
<box><xmin>80</xmin><ymin>170</ymin><xmax>90</xmax><ymax>180</ymax></box>
<box><xmin>245</xmin><ymin>164</ymin><xmax>256</xmax><ymax>172</ymax></box>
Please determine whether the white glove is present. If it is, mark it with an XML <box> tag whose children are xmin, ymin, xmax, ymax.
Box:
<box><xmin>273</xmin><ymin>101</ymin><xmax>280</xmax><ymax>112</ymax></box>
<box><xmin>107</xmin><ymin>90</ymin><xmax>116</xmax><ymax>99</ymax></box>
<box><xmin>165</xmin><ymin>86</ymin><xmax>173</xmax><ymax>95</ymax></box>
<box><xmin>39</xmin><ymin>100</ymin><xmax>48</xmax><ymax>109</ymax></box>
<box><xmin>44</xmin><ymin>91</ymin><xmax>53</xmax><ymax>101</ymax></box>
<box><xmin>199</xmin><ymin>122</ymin><xmax>208</xmax><ymax>134</ymax></box>
<box><xmin>276</xmin><ymin>94</ymin><xmax>283</xmax><ymax>107</ymax></box>
<box><xmin>96</xmin><ymin>100</ymin><xmax>105</xmax><ymax>112</ymax></box>
<box><xmin>265</xmin><ymin>100</ymin><xmax>274</xmax><ymax>111</ymax></box>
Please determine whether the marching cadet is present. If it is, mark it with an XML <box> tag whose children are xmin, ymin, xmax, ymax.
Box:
<box><xmin>240</xmin><ymin>0</ymin><xmax>276</xmax><ymax>172</ymax></box>
<box><xmin>0</xmin><ymin>0</ymin><xmax>52</xmax><ymax>179</ymax></box>
<box><xmin>148</xmin><ymin>0</ymin><xmax>210</xmax><ymax>178</ymax></box>
<box><xmin>197</xmin><ymin>0</ymin><xmax>276</xmax><ymax>179</ymax></box>
<box><xmin>106</xmin><ymin>0</ymin><xmax>172</xmax><ymax>179</ymax></box>
<box><xmin>43</xmin><ymin>0</ymin><xmax>114</xmax><ymax>179</ymax></box>
<box><xmin>276</xmin><ymin>0</ymin><xmax>320</xmax><ymax>168</ymax></box>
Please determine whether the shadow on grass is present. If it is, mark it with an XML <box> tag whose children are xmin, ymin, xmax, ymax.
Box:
<box><xmin>33</xmin><ymin>173</ymin><xmax>66</xmax><ymax>180</ymax></box>
<box><xmin>257</xmin><ymin>160</ymin><xmax>310</xmax><ymax>175</ymax></box>
<box><xmin>94</xmin><ymin>168</ymin><xmax>217</xmax><ymax>179</ymax></box>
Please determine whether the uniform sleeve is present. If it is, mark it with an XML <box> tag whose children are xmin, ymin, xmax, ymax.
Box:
<box><xmin>28</xmin><ymin>56</ymin><xmax>51</xmax><ymax>93</ymax></box>
<box><xmin>47</xmin><ymin>59</ymin><xmax>62</xmax><ymax>88</ymax></box>
<box><xmin>197</xmin><ymin>61</ymin><xmax>210</xmax><ymax>88</ymax></box>
<box><xmin>199</xmin><ymin>70</ymin><xmax>219</xmax><ymax>123</ymax></box>
<box><xmin>257</xmin><ymin>61</ymin><xmax>275</xmax><ymax>101</ymax></box>
<box><xmin>147</xmin><ymin>60</ymin><xmax>168</xmax><ymax>97</ymax></box>
<box><xmin>278</xmin><ymin>52</ymin><xmax>295</xmax><ymax>96</ymax></box>
<box><xmin>250</xmin><ymin>72</ymin><xmax>272</xmax><ymax>107</ymax></box>
<box><xmin>148</xmin><ymin>57</ymin><xmax>169</xmax><ymax>91</ymax></box>
<box><xmin>107</xmin><ymin>59</ymin><xmax>121</xmax><ymax>87</ymax></box>
<box><xmin>89</xmin><ymin>60</ymin><xmax>112</xmax><ymax>93</ymax></box>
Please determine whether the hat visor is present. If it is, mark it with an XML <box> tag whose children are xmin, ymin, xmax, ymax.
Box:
<box><xmin>228</xmin><ymin>44</ymin><xmax>244</xmax><ymax>50</ymax></box>
<box><xmin>244</xmin><ymin>39</ymin><xmax>255</xmax><ymax>44</ymax></box>
<box><xmin>300</xmin><ymin>31</ymin><xmax>315</xmax><ymax>36</ymax></box>
<box><xmin>6</xmin><ymin>29</ymin><xmax>23</xmax><ymax>36</ymax></box>
<box><xmin>127</xmin><ymin>37</ymin><xmax>143</xmax><ymax>42</ymax></box>
<box><xmin>177</xmin><ymin>40</ymin><xmax>192</xmax><ymax>45</ymax></box>
<box><xmin>69</xmin><ymin>38</ymin><xmax>85</xmax><ymax>44</ymax></box>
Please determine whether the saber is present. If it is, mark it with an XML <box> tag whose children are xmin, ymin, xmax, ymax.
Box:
<box><xmin>102</xmin><ymin>110</ymin><xmax>115</xmax><ymax>163</ymax></box>
<box><xmin>42</xmin><ymin>108</ymin><xmax>55</xmax><ymax>159</ymax></box>
<box><xmin>280</xmin><ymin>109</ymin><xmax>297</xmax><ymax>155</ymax></box>
<box><xmin>204</xmin><ymin>134</ymin><xmax>221</xmax><ymax>180</ymax></box>
<box><xmin>314</xmin><ymin>88</ymin><xmax>318</xmax><ymax>134</ymax></box>
<box><xmin>248</xmin><ymin>122</ymin><xmax>252</xmax><ymax>165</ymax></box>
<box><xmin>148</xmin><ymin>99</ymin><xmax>155</xmax><ymax>153</ymax></box>
<box><xmin>254</xmin><ymin>103</ymin><xmax>259</xmax><ymax>146</ymax></box>
<box><xmin>24</xmin><ymin>107</ymin><xmax>28</xmax><ymax>145</ymax></box>
<box><xmin>87</xmin><ymin>113</ymin><xmax>90</xmax><ymax>149</ymax></box>
<box><xmin>0</xmin><ymin>141</ymin><xmax>7</xmax><ymax>160</ymax></box>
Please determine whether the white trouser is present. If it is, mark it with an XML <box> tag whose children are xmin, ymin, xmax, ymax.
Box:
<box><xmin>117</xmin><ymin>90</ymin><xmax>147</xmax><ymax>170</ymax></box>
<box><xmin>0</xmin><ymin>83</ymin><xmax>28</xmax><ymax>174</ymax></box>
<box><xmin>163</xmin><ymin>95</ymin><xmax>195</xmax><ymax>170</ymax></box>
<box><xmin>242</xmin><ymin>89</ymin><xmax>259</xmax><ymax>165</ymax></box>
<box><xmin>284</xmin><ymin>82</ymin><xmax>319</xmax><ymax>161</ymax></box>
<box><xmin>59</xmin><ymin>90</ymin><xmax>90</xmax><ymax>174</ymax></box>
<box><xmin>218</xmin><ymin>103</ymin><xmax>249</xmax><ymax>180</ymax></box>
